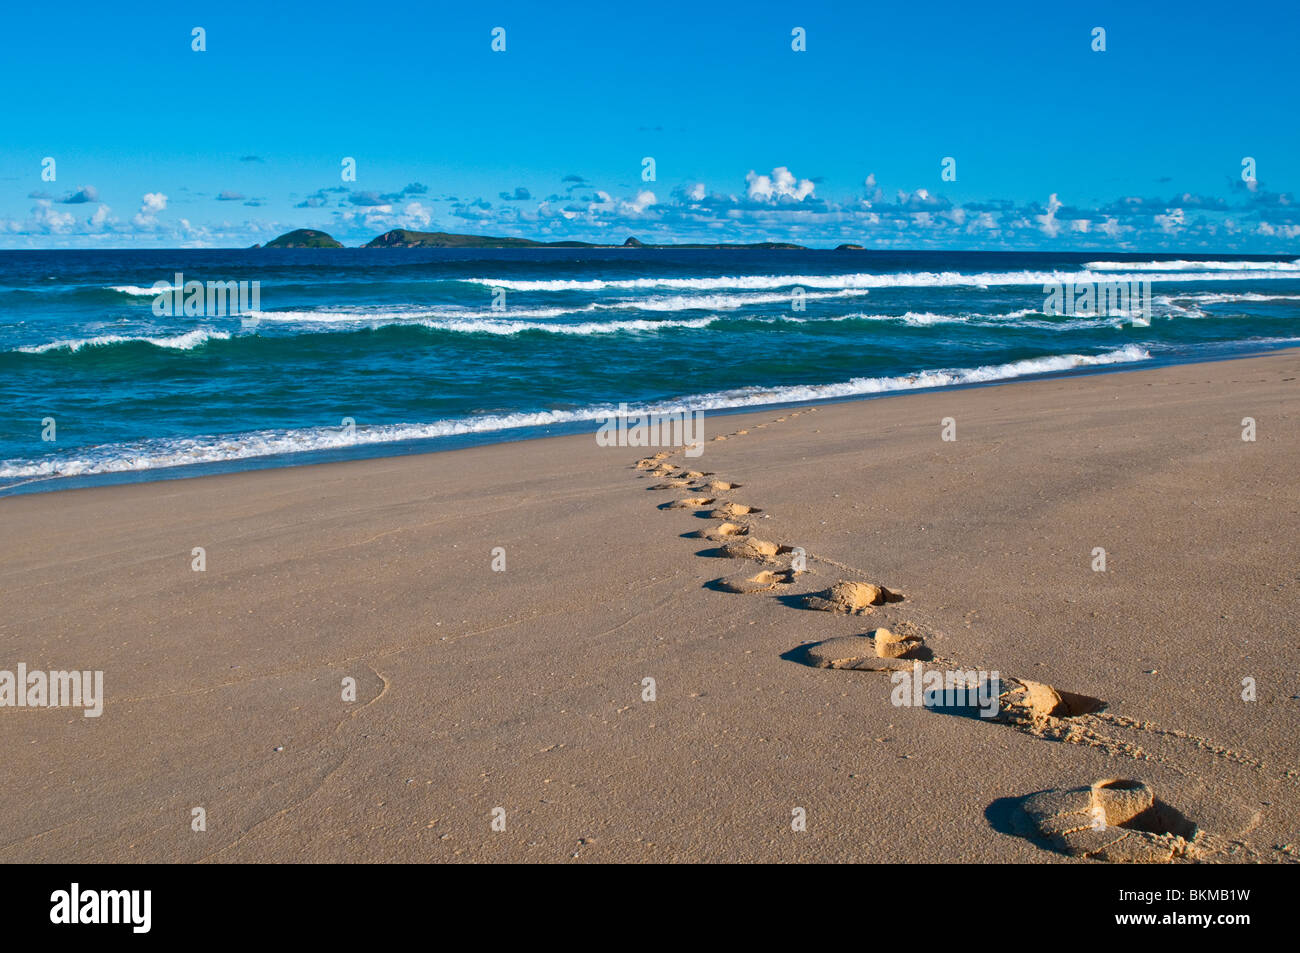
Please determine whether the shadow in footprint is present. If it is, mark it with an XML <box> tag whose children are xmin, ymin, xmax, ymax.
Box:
<box><xmin>658</xmin><ymin>499</ymin><xmax>714</xmax><ymax>512</ymax></box>
<box><xmin>991</xmin><ymin>781</ymin><xmax>1199</xmax><ymax>861</ymax></box>
<box><xmin>780</xmin><ymin>644</ymin><xmax>820</xmax><ymax>666</ymax></box>
<box><xmin>779</xmin><ymin>639</ymin><xmax>935</xmax><ymax>669</ymax></box>
<box><xmin>985</xmin><ymin>794</ymin><xmax>1041</xmax><ymax>840</ymax></box>
<box><xmin>774</xmin><ymin>591</ymin><xmax>816</xmax><ymax>611</ymax></box>
<box><xmin>923</xmin><ymin>674</ymin><xmax>1004</xmax><ymax>721</ymax></box>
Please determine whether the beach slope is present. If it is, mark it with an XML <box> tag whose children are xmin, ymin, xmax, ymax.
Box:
<box><xmin>1</xmin><ymin>351</ymin><xmax>1297</xmax><ymax>863</ymax></box>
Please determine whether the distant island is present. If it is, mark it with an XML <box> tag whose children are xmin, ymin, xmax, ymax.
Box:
<box><xmin>256</xmin><ymin>229</ymin><xmax>344</xmax><ymax>249</ymax></box>
<box><xmin>257</xmin><ymin>228</ymin><xmax>829</xmax><ymax>250</ymax></box>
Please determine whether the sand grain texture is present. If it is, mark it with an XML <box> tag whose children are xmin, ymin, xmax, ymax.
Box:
<box><xmin>2</xmin><ymin>352</ymin><xmax>1298</xmax><ymax>863</ymax></box>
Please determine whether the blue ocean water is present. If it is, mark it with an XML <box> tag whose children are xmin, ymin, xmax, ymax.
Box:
<box><xmin>1</xmin><ymin>248</ymin><xmax>1298</xmax><ymax>493</ymax></box>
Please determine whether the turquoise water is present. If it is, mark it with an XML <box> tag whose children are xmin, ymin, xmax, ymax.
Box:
<box><xmin>1</xmin><ymin>248</ymin><xmax>1298</xmax><ymax>493</ymax></box>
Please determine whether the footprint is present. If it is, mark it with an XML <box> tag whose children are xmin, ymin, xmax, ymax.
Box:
<box><xmin>789</xmin><ymin>635</ymin><xmax>916</xmax><ymax>672</ymax></box>
<box><xmin>684</xmin><ymin>521</ymin><xmax>751</xmax><ymax>540</ymax></box>
<box><xmin>708</xmin><ymin>502</ymin><xmax>762</xmax><ymax>518</ymax></box>
<box><xmin>648</xmin><ymin>480</ymin><xmax>691</xmax><ymax>490</ymax></box>
<box><xmin>999</xmin><ymin>679</ymin><xmax>1106</xmax><ymax>725</ymax></box>
<box><xmin>871</xmin><ymin>626</ymin><xmax>925</xmax><ymax>659</ymax></box>
<box><xmin>704</xmin><ymin>480</ymin><xmax>741</xmax><ymax>491</ymax></box>
<box><xmin>662</xmin><ymin>497</ymin><xmax>715</xmax><ymax>510</ymax></box>
<box><xmin>680</xmin><ymin>471</ymin><xmax>713</xmax><ymax>480</ymax></box>
<box><xmin>1018</xmin><ymin>779</ymin><xmax>1199</xmax><ymax>863</ymax></box>
<box><xmin>716</xmin><ymin>568</ymin><xmax>795</xmax><ymax>594</ymax></box>
<box><xmin>735</xmin><ymin>430</ymin><xmax>749</xmax><ymax>435</ymax></box>
<box><xmin>719</xmin><ymin>538</ymin><xmax>781</xmax><ymax>559</ymax></box>
<box><xmin>802</xmin><ymin>580</ymin><xmax>904</xmax><ymax>614</ymax></box>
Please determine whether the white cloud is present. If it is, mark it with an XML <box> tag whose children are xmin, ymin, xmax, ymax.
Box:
<box><xmin>1036</xmin><ymin>193</ymin><xmax>1063</xmax><ymax>237</ymax></box>
<box><xmin>745</xmin><ymin>166</ymin><xmax>815</xmax><ymax>203</ymax></box>
<box><xmin>399</xmin><ymin>201</ymin><xmax>433</xmax><ymax>229</ymax></box>
<box><xmin>1098</xmin><ymin>217</ymin><xmax>1124</xmax><ymax>238</ymax></box>
<box><xmin>1154</xmin><ymin>208</ymin><xmax>1185</xmax><ymax>233</ymax></box>
<box><xmin>624</xmin><ymin>189</ymin><xmax>656</xmax><ymax>214</ymax></box>
<box><xmin>132</xmin><ymin>192</ymin><xmax>168</xmax><ymax>228</ymax></box>
<box><xmin>27</xmin><ymin>200</ymin><xmax>75</xmax><ymax>233</ymax></box>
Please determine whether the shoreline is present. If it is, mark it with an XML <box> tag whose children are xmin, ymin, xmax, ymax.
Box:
<box><xmin>4</xmin><ymin>340</ymin><xmax>1297</xmax><ymax>499</ymax></box>
<box><xmin>1</xmin><ymin>349</ymin><xmax>1297</xmax><ymax>862</ymax></box>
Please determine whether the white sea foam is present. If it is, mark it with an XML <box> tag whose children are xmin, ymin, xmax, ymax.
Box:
<box><xmin>410</xmin><ymin>317</ymin><xmax>716</xmax><ymax>335</ymax></box>
<box><xmin>1162</xmin><ymin>291</ymin><xmax>1300</xmax><ymax>304</ymax></box>
<box><xmin>605</xmin><ymin>289</ymin><xmax>872</xmax><ymax>311</ymax></box>
<box><xmin>780</xmin><ymin>308</ymin><xmax>1124</xmax><ymax>331</ymax></box>
<box><xmin>108</xmin><ymin>284</ymin><xmax>179</xmax><ymax>296</ymax></box>
<box><xmin>242</xmin><ymin>311</ymin><xmax>714</xmax><ymax>335</ymax></box>
<box><xmin>1084</xmin><ymin>259</ymin><xmax>1300</xmax><ymax>272</ymax></box>
<box><xmin>459</xmin><ymin>268</ymin><xmax>1300</xmax><ymax>293</ymax></box>
<box><xmin>0</xmin><ymin>346</ymin><xmax>1149</xmax><ymax>479</ymax></box>
<box><xmin>244</xmin><ymin>305</ymin><xmax>590</xmax><ymax>323</ymax></box>
<box><xmin>16</xmin><ymin>329</ymin><xmax>230</xmax><ymax>353</ymax></box>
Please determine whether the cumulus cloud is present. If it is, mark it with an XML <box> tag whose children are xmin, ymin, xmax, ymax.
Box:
<box><xmin>398</xmin><ymin>201</ymin><xmax>433</xmax><ymax>230</ymax></box>
<box><xmin>1036</xmin><ymin>193</ymin><xmax>1063</xmax><ymax>237</ymax></box>
<box><xmin>625</xmin><ymin>189</ymin><xmax>656</xmax><ymax>214</ymax></box>
<box><xmin>27</xmin><ymin>200</ymin><xmax>75</xmax><ymax>232</ymax></box>
<box><xmin>131</xmin><ymin>192</ymin><xmax>167</xmax><ymax>228</ymax></box>
<box><xmin>1154</xmin><ymin>207</ymin><xmax>1185</xmax><ymax>232</ymax></box>
<box><xmin>745</xmin><ymin>166</ymin><xmax>815</xmax><ymax>203</ymax></box>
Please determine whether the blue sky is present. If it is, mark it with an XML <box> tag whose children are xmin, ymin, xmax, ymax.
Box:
<box><xmin>2</xmin><ymin>0</ymin><xmax>1297</xmax><ymax>250</ymax></box>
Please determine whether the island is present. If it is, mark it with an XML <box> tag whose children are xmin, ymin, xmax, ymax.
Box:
<box><xmin>256</xmin><ymin>228</ymin><xmax>832</xmax><ymax>250</ymax></box>
<box><xmin>260</xmin><ymin>229</ymin><xmax>344</xmax><ymax>249</ymax></box>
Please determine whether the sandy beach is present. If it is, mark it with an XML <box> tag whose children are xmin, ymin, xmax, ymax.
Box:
<box><xmin>1</xmin><ymin>350</ymin><xmax>1297</xmax><ymax>864</ymax></box>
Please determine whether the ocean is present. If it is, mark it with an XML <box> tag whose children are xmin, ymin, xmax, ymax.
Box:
<box><xmin>2</xmin><ymin>248</ymin><xmax>1298</xmax><ymax>494</ymax></box>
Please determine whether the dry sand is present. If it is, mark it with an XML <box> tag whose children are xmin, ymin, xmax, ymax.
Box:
<box><xmin>1</xmin><ymin>351</ymin><xmax>1298</xmax><ymax>863</ymax></box>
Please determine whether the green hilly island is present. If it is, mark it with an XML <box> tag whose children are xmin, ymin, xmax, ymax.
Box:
<box><xmin>260</xmin><ymin>229</ymin><xmax>344</xmax><ymax>249</ymax></box>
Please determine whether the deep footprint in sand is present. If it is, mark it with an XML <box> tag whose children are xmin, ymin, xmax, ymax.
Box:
<box><xmin>685</xmin><ymin>521</ymin><xmax>751</xmax><ymax>541</ymax></box>
<box><xmin>703</xmin><ymin>480</ymin><xmax>741</xmax><ymax>491</ymax></box>
<box><xmin>662</xmin><ymin>497</ymin><xmax>715</xmax><ymax>510</ymax></box>
<box><xmin>999</xmin><ymin>678</ymin><xmax>1106</xmax><ymax>725</ymax></box>
<box><xmin>648</xmin><ymin>480</ymin><xmax>691</xmax><ymax>489</ymax></box>
<box><xmin>802</xmin><ymin>580</ymin><xmax>904</xmax><ymax>615</ymax></box>
<box><xmin>718</xmin><ymin>537</ymin><xmax>783</xmax><ymax>560</ymax></box>
<box><xmin>634</xmin><ymin>453</ymin><xmax>674</xmax><ymax>468</ymax></box>
<box><xmin>708</xmin><ymin>502</ymin><xmax>762</xmax><ymax>518</ymax></box>
<box><xmin>1018</xmin><ymin>779</ymin><xmax>1199</xmax><ymax>863</ymax></box>
<box><xmin>716</xmin><ymin>568</ymin><xmax>796</xmax><ymax>594</ymax></box>
<box><xmin>794</xmin><ymin>627</ymin><xmax>928</xmax><ymax>671</ymax></box>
